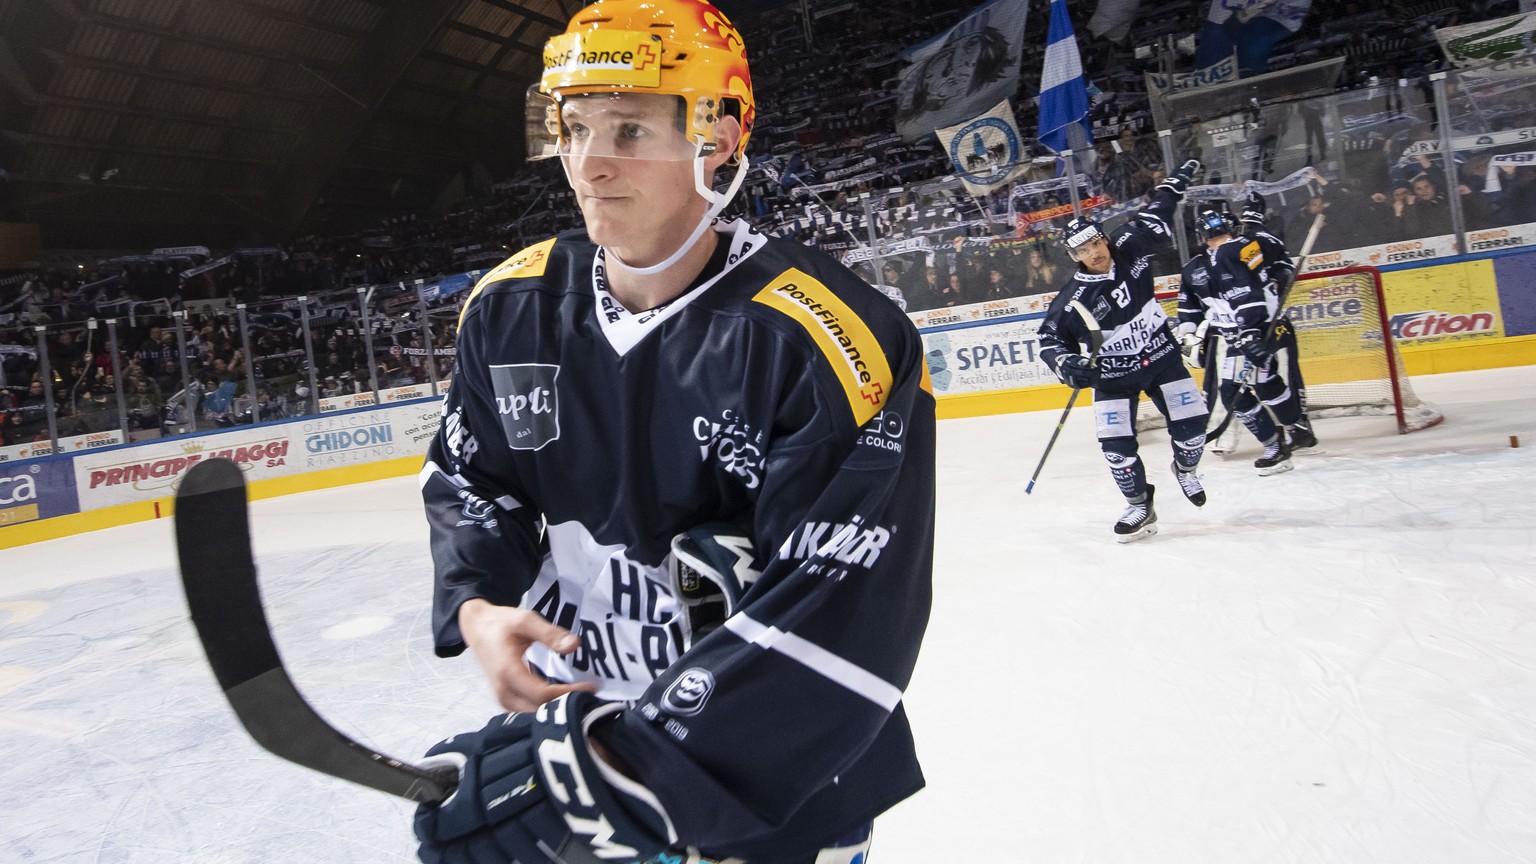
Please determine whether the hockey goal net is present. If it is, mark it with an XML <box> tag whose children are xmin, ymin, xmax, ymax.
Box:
<box><xmin>1141</xmin><ymin>266</ymin><xmax>1444</xmax><ymax>434</ymax></box>
<box><xmin>1277</xmin><ymin>266</ymin><xmax>1442</xmax><ymax>432</ymax></box>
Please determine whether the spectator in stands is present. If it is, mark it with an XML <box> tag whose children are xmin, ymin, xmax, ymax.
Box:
<box><xmin>75</xmin><ymin>374</ymin><xmax>116</xmax><ymax>433</ymax></box>
<box><xmin>125</xmin><ymin>375</ymin><xmax>163</xmax><ymax>432</ymax></box>
<box><xmin>981</xmin><ymin>264</ymin><xmax>1016</xmax><ymax>300</ymax></box>
<box><xmin>153</xmin><ymin>357</ymin><xmax>183</xmax><ymax>397</ymax></box>
<box><xmin>905</xmin><ymin>266</ymin><xmax>943</xmax><ymax>312</ymax></box>
<box><xmin>200</xmin><ymin>375</ymin><xmax>237</xmax><ymax>423</ymax></box>
<box><xmin>18</xmin><ymin>278</ymin><xmax>51</xmax><ymax>325</ymax></box>
<box><xmin>940</xmin><ymin>272</ymin><xmax>967</xmax><ymax>307</ymax></box>
<box><xmin>1022</xmin><ymin>246</ymin><xmax>1062</xmax><ymax>295</ymax></box>
<box><xmin>1456</xmin><ymin>154</ymin><xmax>1499</xmax><ymax>230</ymax></box>
<box><xmin>1298</xmin><ymin>178</ymin><xmax>1391</xmax><ymax>251</ymax></box>
<box><xmin>2</xmin><ymin>410</ymin><xmax>24</xmax><ymax>446</ymax></box>
<box><xmin>1395</xmin><ymin>173</ymin><xmax>1452</xmax><ymax>239</ymax></box>
<box><xmin>1496</xmin><ymin>162</ymin><xmax>1536</xmax><ymax>224</ymax></box>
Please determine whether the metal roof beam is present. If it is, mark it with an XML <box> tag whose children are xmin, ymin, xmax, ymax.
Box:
<box><xmin>475</xmin><ymin>0</ymin><xmax>567</xmax><ymax>30</ymax></box>
<box><xmin>34</xmin><ymin>95</ymin><xmax>306</xmax><ymax>136</ymax></box>
<box><xmin>3</xmin><ymin>130</ymin><xmax>282</xmax><ymax>168</ymax></box>
<box><xmin>266</xmin><ymin>0</ymin><xmax>465</xmax><ymax>231</ymax></box>
<box><xmin>39</xmin><ymin>49</ymin><xmax>323</xmax><ymax>109</ymax></box>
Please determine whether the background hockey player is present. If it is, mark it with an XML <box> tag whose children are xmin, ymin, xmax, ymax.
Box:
<box><xmin>1239</xmin><ymin>192</ymin><xmax>1316</xmax><ymax>450</ymax></box>
<box><xmin>413</xmin><ymin>2</ymin><xmax>936</xmax><ymax>863</ymax></box>
<box><xmin>1175</xmin><ymin>203</ymin><xmax>1307</xmax><ymax>476</ymax></box>
<box><xmin>1037</xmin><ymin>159</ymin><xmax>1210</xmax><ymax>542</ymax></box>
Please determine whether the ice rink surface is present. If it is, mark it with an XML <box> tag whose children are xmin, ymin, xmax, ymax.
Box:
<box><xmin>3</xmin><ymin>365</ymin><xmax>1534</xmax><ymax>863</ymax></box>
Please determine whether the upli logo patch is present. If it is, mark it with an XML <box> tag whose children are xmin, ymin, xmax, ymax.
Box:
<box><xmin>489</xmin><ymin>363</ymin><xmax>561</xmax><ymax>450</ymax></box>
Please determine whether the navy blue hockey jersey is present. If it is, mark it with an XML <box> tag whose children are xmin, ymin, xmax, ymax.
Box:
<box><xmin>1038</xmin><ymin>188</ymin><xmax>1183</xmax><ymax>385</ymax></box>
<box><xmin>1176</xmin><ymin>235</ymin><xmax>1276</xmax><ymax>342</ymax></box>
<box><xmin>421</xmin><ymin>219</ymin><xmax>935</xmax><ymax>861</ymax></box>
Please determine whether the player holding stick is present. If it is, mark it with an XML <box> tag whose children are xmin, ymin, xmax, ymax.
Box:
<box><xmin>413</xmin><ymin>2</ymin><xmax>937</xmax><ymax>862</ymax></box>
<box><xmin>1037</xmin><ymin>159</ymin><xmax>1210</xmax><ymax>542</ymax></box>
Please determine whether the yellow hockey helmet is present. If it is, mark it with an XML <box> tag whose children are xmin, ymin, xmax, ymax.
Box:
<box><xmin>530</xmin><ymin>0</ymin><xmax>754</xmax><ymax>164</ymax></box>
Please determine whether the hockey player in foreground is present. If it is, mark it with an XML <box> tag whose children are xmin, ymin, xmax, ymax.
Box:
<box><xmin>414</xmin><ymin>2</ymin><xmax>936</xmax><ymax>862</ymax></box>
<box><xmin>1038</xmin><ymin>160</ymin><xmax>1211</xmax><ymax>542</ymax></box>
<box><xmin>1175</xmin><ymin>203</ymin><xmax>1310</xmax><ymax>477</ymax></box>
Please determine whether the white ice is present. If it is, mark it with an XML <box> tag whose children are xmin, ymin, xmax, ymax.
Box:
<box><xmin>2</xmin><ymin>365</ymin><xmax>1534</xmax><ymax>863</ymax></box>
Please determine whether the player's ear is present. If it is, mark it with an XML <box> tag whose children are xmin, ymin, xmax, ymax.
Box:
<box><xmin>707</xmin><ymin>115</ymin><xmax>742</xmax><ymax>172</ymax></box>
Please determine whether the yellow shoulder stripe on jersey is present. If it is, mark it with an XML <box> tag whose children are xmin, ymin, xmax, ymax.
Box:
<box><xmin>458</xmin><ymin>237</ymin><xmax>558</xmax><ymax>328</ymax></box>
<box><xmin>1239</xmin><ymin>240</ymin><xmax>1265</xmax><ymax>270</ymax></box>
<box><xmin>754</xmin><ymin>268</ymin><xmax>893</xmax><ymax>426</ymax></box>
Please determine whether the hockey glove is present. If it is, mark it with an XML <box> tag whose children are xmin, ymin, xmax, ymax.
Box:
<box><xmin>669</xmin><ymin>521</ymin><xmax>763</xmax><ymax>638</ymax></box>
<box><xmin>1156</xmin><ymin>159</ymin><xmax>1203</xmax><ymax>196</ymax></box>
<box><xmin>1056</xmin><ymin>353</ymin><xmax>1097</xmax><ymax>390</ymax></box>
<box><xmin>414</xmin><ymin>693</ymin><xmax>673</xmax><ymax>864</ymax></box>
<box><xmin>1240</xmin><ymin>191</ymin><xmax>1266</xmax><ymax>225</ymax></box>
<box><xmin>1179</xmin><ymin>333</ymin><xmax>1206</xmax><ymax>369</ymax></box>
<box><xmin>1230</xmin><ymin>329</ymin><xmax>1270</xmax><ymax>366</ymax></box>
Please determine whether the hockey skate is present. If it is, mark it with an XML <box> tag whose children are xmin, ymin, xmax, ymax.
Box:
<box><xmin>1286</xmin><ymin>418</ymin><xmax>1319</xmax><ymax>452</ymax></box>
<box><xmin>1114</xmin><ymin>485</ymin><xmax>1158</xmax><ymax>542</ymax></box>
<box><xmin>1171</xmin><ymin>462</ymin><xmax>1206</xmax><ymax>507</ymax></box>
<box><xmin>1254</xmin><ymin>437</ymin><xmax>1294</xmax><ymax>476</ymax></box>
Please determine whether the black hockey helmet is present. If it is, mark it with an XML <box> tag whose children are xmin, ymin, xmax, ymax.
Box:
<box><xmin>1062</xmin><ymin>217</ymin><xmax>1106</xmax><ymax>254</ymax></box>
<box><xmin>1193</xmin><ymin>206</ymin><xmax>1236</xmax><ymax>242</ymax></box>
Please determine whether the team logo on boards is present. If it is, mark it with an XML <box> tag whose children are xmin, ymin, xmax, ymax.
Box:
<box><xmin>489</xmin><ymin>363</ymin><xmax>560</xmax><ymax>450</ymax></box>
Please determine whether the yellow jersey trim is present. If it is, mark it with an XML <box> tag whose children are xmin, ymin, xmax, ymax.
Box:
<box><xmin>458</xmin><ymin>237</ymin><xmax>558</xmax><ymax>328</ymax></box>
<box><xmin>754</xmin><ymin>269</ymin><xmax>893</xmax><ymax>426</ymax></box>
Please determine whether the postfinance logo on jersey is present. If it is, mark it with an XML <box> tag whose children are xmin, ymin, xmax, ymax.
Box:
<box><xmin>755</xmin><ymin>269</ymin><xmax>892</xmax><ymax>426</ymax></box>
<box><xmin>458</xmin><ymin>237</ymin><xmax>558</xmax><ymax>327</ymax></box>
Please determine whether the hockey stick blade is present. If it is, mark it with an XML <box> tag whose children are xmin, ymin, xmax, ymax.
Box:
<box><xmin>175</xmin><ymin>457</ymin><xmax>456</xmax><ymax>805</ymax></box>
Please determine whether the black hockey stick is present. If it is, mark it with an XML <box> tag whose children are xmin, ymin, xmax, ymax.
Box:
<box><xmin>1025</xmin><ymin>299</ymin><xmax>1103</xmax><ymax>494</ymax></box>
<box><xmin>175</xmin><ymin>457</ymin><xmax>457</xmax><ymax>805</ymax></box>
<box><xmin>1205</xmin><ymin>212</ymin><xmax>1323</xmax><ymax>440</ymax></box>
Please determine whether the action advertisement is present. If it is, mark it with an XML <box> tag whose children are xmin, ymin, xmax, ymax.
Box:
<box><xmin>1380</xmin><ymin>259</ymin><xmax>1505</xmax><ymax>347</ymax></box>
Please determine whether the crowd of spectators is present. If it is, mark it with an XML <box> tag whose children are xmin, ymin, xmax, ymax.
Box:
<box><xmin>3</xmin><ymin>0</ymin><xmax>1531</xmax><ymax>444</ymax></box>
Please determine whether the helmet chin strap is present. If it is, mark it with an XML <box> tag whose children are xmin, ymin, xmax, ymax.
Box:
<box><xmin>603</xmin><ymin>144</ymin><xmax>749</xmax><ymax>277</ymax></box>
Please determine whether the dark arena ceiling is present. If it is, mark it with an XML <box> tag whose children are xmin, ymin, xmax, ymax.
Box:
<box><xmin>1</xmin><ymin>0</ymin><xmax>785</xmax><ymax>250</ymax></box>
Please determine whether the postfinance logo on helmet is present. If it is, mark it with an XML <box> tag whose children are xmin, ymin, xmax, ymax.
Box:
<box><xmin>532</xmin><ymin>0</ymin><xmax>754</xmax><ymax>165</ymax></box>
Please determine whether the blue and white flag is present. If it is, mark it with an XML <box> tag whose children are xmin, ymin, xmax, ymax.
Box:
<box><xmin>935</xmin><ymin>100</ymin><xmax>1029</xmax><ymax>195</ymax></box>
<box><xmin>1194</xmin><ymin>0</ymin><xmax>1313</xmax><ymax>76</ymax></box>
<box><xmin>893</xmin><ymin>0</ymin><xmax>1030</xmax><ymax>141</ymax></box>
<box><xmin>1036</xmin><ymin>0</ymin><xmax>1093</xmax><ymax>156</ymax></box>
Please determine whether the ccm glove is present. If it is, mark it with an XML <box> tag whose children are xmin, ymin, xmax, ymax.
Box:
<box><xmin>415</xmin><ymin>693</ymin><xmax>673</xmax><ymax>864</ymax></box>
<box><xmin>1179</xmin><ymin>335</ymin><xmax>1206</xmax><ymax>369</ymax></box>
<box><xmin>1056</xmin><ymin>353</ymin><xmax>1097</xmax><ymax>390</ymax></box>
<box><xmin>1157</xmin><ymin>159</ymin><xmax>1203</xmax><ymax>195</ymax></box>
<box><xmin>1241</xmin><ymin>191</ymin><xmax>1266</xmax><ymax>225</ymax></box>
<box><xmin>1230</xmin><ymin>329</ymin><xmax>1271</xmax><ymax>365</ymax></box>
<box><xmin>1177</xmin><ymin>321</ymin><xmax>1209</xmax><ymax>369</ymax></box>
